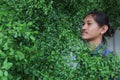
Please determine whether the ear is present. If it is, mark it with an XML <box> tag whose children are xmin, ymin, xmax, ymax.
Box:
<box><xmin>100</xmin><ymin>25</ymin><xmax>108</xmax><ymax>35</ymax></box>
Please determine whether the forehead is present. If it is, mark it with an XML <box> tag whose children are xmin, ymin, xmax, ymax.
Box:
<box><xmin>84</xmin><ymin>15</ymin><xmax>95</xmax><ymax>22</ymax></box>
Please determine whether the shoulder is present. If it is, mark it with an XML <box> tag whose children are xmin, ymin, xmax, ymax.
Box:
<box><xmin>102</xmin><ymin>49</ymin><xmax>118</xmax><ymax>60</ymax></box>
<box><xmin>102</xmin><ymin>48</ymin><xmax>111</xmax><ymax>56</ymax></box>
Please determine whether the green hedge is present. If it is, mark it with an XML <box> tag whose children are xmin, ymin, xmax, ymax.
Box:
<box><xmin>0</xmin><ymin>0</ymin><xmax>120</xmax><ymax>80</ymax></box>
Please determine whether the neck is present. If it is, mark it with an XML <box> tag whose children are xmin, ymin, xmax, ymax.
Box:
<box><xmin>87</xmin><ymin>37</ymin><xmax>103</xmax><ymax>50</ymax></box>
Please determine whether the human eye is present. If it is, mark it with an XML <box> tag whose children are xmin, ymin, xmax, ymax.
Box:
<box><xmin>79</xmin><ymin>22</ymin><xmax>85</xmax><ymax>27</ymax></box>
<box><xmin>87</xmin><ymin>23</ymin><xmax>92</xmax><ymax>25</ymax></box>
<box><xmin>82</xmin><ymin>22</ymin><xmax>85</xmax><ymax>26</ymax></box>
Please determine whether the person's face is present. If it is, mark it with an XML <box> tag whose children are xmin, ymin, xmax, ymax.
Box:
<box><xmin>82</xmin><ymin>15</ymin><xmax>102</xmax><ymax>41</ymax></box>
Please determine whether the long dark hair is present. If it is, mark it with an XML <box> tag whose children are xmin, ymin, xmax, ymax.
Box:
<box><xmin>87</xmin><ymin>11</ymin><xmax>115</xmax><ymax>37</ymax></box>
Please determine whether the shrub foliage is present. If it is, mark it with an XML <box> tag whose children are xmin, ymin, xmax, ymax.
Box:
<box><xmin>0</xmin><ymin>0</ymin><xmax>120</xmax><ymax>80</ymax></box>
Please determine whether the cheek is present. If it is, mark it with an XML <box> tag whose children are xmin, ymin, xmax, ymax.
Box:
<box><xmin>82</xmin><ymin>27</ymin><xmax>101</xmax><ymax>39</ymax></box>
<box><xmin>89</xmin><ymin>29</ymin><xmax>101</xmax><ymax>36</ymax></box>
<box><xmin>88</xmin><ymin>27</ymin><xmax>100</xmax><ymax>35</ymax></box>
<box><xmin>89</xmin><ymin>27</ymin><xmax>101</xmax><ymax>33</ymax></box>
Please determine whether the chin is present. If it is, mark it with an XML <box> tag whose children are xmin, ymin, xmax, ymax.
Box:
<box><xmin>82</xmin><ymin>36</ymin><xmax>90</xmax><ymax>40</ymax></box>
<box><xmin>82</xmin><ymin>36</ymin><xmax>87</xmax><ymax>39</ymax></box>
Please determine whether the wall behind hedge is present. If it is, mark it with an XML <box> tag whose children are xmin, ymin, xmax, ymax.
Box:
<box><xmin>0</xmin><ymin>0</ymin><xmax>120</xmax><ymax>80</ymax></box>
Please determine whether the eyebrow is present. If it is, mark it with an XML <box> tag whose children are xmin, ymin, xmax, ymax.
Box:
<box><xmin>84</xmin><ymin>20</ymin><xmax>93</xmax><ymax>23</ymax></box>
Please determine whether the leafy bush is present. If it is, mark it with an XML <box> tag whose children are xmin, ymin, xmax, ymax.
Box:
<box><xmin>0</xmin><ymin>0</ymin><xmax>120</xmax><ymax>80</ymax></box>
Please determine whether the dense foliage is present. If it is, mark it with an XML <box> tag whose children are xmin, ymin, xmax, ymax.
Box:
<box><xmin>0</xmin><ymin>0</ymin><xmax>120</xmax><ymax>80</ymax></box>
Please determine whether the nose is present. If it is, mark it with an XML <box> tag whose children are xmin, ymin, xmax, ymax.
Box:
<box><xmin>82</xmin><ymin>24</ymin><xmax>87</xmax><ymax>30</ymax></box>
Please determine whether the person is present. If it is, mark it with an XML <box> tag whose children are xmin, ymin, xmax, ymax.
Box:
<box><xmin>82</xmin><ymin>10</ymin><xmax>114</xmax><ymax>56</ymax></box>
<box><xmin>81</xmin><ymin>10</ymin><xmax>120</xmax><ymax>79</ymax></box>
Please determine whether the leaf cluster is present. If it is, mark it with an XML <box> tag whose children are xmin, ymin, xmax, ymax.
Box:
<box><xmin>0</xmin><ymin>0</ymin><xmax>120</xmax><ymax>80</ymax></box>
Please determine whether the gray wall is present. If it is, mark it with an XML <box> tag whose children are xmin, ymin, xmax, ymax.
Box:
<box><xmin>106</xmin><ymin>29</ymin><xmax>120</xmax><ymax>56</ymax></box>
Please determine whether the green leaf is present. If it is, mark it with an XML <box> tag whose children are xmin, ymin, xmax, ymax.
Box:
<box><xmin>0</xmin><ymin>70</ymin><xmax>3</xmax><ymax>77</ymax></box>
<box><xmin>4</xmin><ymin>71</ymin><xmax>8</xmax><ymax>77</ymax></box>
<box><xmin>15</xmin><ymin>51</ymin><xmax>25</xmax><ymax>60</ymax></box>
<box><xmin>27</xmin><ymin>22</ymin><xmax>33</xmax><ymax>26</ymax></box>
<box><xmin>0</xmin><ymin>39</ymin><xmax>2</xmax><ymax>44</ymax></box>
<box><xmin>0</xmin><ymin>50</ymin><xmax>6</xmax><ymax>57</ymax></box>
<box><xmin>9</xmin><ymin>48</ymin><xmax>14</xmax><ymax>55</ymax></box>
<box><xmin>30</xmin><ymin>36</ymin><xmax>35</xmax><ymax>41</ymax></box>
<box><xmin>3</xmin><ymin>42</ymin><xmax>9</xmax><ymax>50</ymax></box>
<box><xmin>1</xmin><ymin>58</ymin><xmax>13</xmax><ymax>70</ymax></box>
<box><xmin>1</xmin><ymin>76</ymin><xmax>8</xmax><ymax>80</ymax></box>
